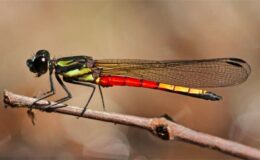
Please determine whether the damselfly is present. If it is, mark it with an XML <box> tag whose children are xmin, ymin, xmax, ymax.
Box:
<box><xmin>26</xmin><ymin>50</ymin><xmax>251</xmax><ymax>116</ymax></box>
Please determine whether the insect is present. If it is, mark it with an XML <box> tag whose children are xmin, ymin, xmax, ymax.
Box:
<box><xmin>26</xmin><ymin>50</ymin><xmax>251</xmax><ymax>117</ymax></box>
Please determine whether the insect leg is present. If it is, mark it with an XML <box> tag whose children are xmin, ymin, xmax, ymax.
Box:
<box><xmin>30</xmin><ymin>69</ymin><xmax>55</xmax><ymax>109</ymax></box>
<box><xmin>64</xmin><ymin>79</ymin><xmax>96</xmax><ymax>117</ymax></box>
<box><xmin>41</xmin><ymin>72</ymin><xmax>72</xmax><ymax>111</ymax></box>
<box><xmin>28</xmin><ymin>69</ymin><xmax>56</xmax><ymax>125</ymax></box>
<box><xmin>98</xmin><ymin>85</ymin><xmax>106</xmax><ymax>111</ymax></box>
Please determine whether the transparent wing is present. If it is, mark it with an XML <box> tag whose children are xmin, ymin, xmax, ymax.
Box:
<box><xmin>95</xmin><ymin>58</ymin><xmax>251</xmax><ymax>88</ymax></box>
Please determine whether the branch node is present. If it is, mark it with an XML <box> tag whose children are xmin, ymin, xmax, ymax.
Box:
<box><xmin>150</xmin><ymin>118</ymin><xmax>174</xmax><ymax>140</ymax></box>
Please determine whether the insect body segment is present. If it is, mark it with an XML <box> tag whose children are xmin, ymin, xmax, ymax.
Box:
<box><xmin>97</xmin><ymin>76</ymin><xmax>220</xmax><ymax>100</ymax></box>
<box><xmin>97</xmin><ymin>76</ymin><xmax>158</xmax><ymax>88</ymax></box>
<box><xmin>61</xmin><ymin>68</ymin><xmax>92</xmax><ymax>77</ymax></box>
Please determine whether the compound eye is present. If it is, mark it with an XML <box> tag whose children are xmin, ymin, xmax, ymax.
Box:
<box><xmin>34</xmin><ymin>56</ymin><xmax>48</xmax><ymax>76</ymax></box>
<box><xmin>36</xmin><ymin>50</ymin><xmax>50</xmax><ymax>58</ymax></box>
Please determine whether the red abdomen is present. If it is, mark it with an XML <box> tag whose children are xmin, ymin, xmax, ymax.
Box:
<box><xmin>98</xmin><ymin>76</ymin><xmax>158</xmax><ymax>89</ymax></box>
<box><xmin>97</xmin><ymin>76</ymin><xmax>221</xmax><ymax>101</ymax></box>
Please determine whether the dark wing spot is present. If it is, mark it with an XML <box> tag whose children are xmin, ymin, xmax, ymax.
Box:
<box><xmin>226</xmin><ymin>61</ymin><xmax>243</xmax><ymax>68</ymax></box>
<box><xmin>228</xmin><ymin>58</ymin><xmax>247</xmax><ymax>63</ymax></box>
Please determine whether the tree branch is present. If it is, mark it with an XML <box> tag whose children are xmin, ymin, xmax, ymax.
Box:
<box><xmin>3</xmin><ymin>90</ymin><xmax>260</xmax><ymax>160</ymax></box>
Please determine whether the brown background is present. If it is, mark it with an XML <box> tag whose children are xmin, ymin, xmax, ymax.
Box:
<box><xmin>0</xmin><ymin>1</ymin><xmax>260</xmax><ymax>159</ymax></box>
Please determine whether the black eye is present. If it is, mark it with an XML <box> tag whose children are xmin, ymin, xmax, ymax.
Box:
<box><xmin>33</xmin><ymin>56</ymin><xmax>48</xmax><ymax>76</ymax></box>
<box><xmin>36</xmin><ymin>50</ymin><xmax>50</xmax><ymax>58</ymax></box>
<box><xmin>27</xmin><ymin>50</ymin><xmax>50</xmax><ymax>76</ymax></box>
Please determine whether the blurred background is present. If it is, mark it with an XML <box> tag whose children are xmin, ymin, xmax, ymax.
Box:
<box><xmin>0</xmin><ymin>0</ymin><xmax>260</xmax><ymax>159</ymax></box>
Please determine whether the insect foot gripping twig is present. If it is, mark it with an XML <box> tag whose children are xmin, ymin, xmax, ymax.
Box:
<box><xmin>3</xmin><ymin>90</ymin><xmax>260</xmax><ymax>160</ymax></box>
<box><xmin>4</xmin><ymin>90</ymin><xmax>50</xmax><ymax>125</ymax></box>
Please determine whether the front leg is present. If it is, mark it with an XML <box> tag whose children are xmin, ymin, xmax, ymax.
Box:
<box><xmin>28</xmin><ymin>69</ymin><xmax>55</xmax><ymax>125</ymax></box>
<box><xmin>30</xmin><ymin>69</ymin><xmax>55</xmax><ymax>109</ymax></box>
<box><xmin>41</xmin><ymin>73</ymin><xmax>72</xmax><ymax>112</ymax></box>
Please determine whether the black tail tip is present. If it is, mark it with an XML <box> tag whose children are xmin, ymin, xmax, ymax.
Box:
<box><xmin>205</xmin><ymin>92</ymin><xmax>222</xmax><ymax>101</ymax></box>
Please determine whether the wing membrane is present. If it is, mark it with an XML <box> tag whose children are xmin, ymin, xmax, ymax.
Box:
<box><xmin>95</xmin><ymin>58</ymin><xmax>251</xmax><ymax>88</ymax></box>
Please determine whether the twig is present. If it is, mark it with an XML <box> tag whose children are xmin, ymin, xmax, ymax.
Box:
<box><xmin>3</xmin><ymin>90</ymin><xmax>260</xmax><ymax>160</ymax></box>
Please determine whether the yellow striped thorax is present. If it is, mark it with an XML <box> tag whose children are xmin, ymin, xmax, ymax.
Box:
<box><xmin>77</xmin><ymin>74</ymin><xmax>95</xmax><ymax>82</ymax></box>
<box><xmin>57</xmin><ymin>60</ymin><xmax>79</xmax><ymax>67</ymax></box>
<box><xmin>62</xmin><ymin>68</ymin><xmax>92</xmax><ymax>77</ymax></box>
<box><xmin>158</xmin><ymin>83</ymin><xmax>207</xmax><ymax>95</ymax></box>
